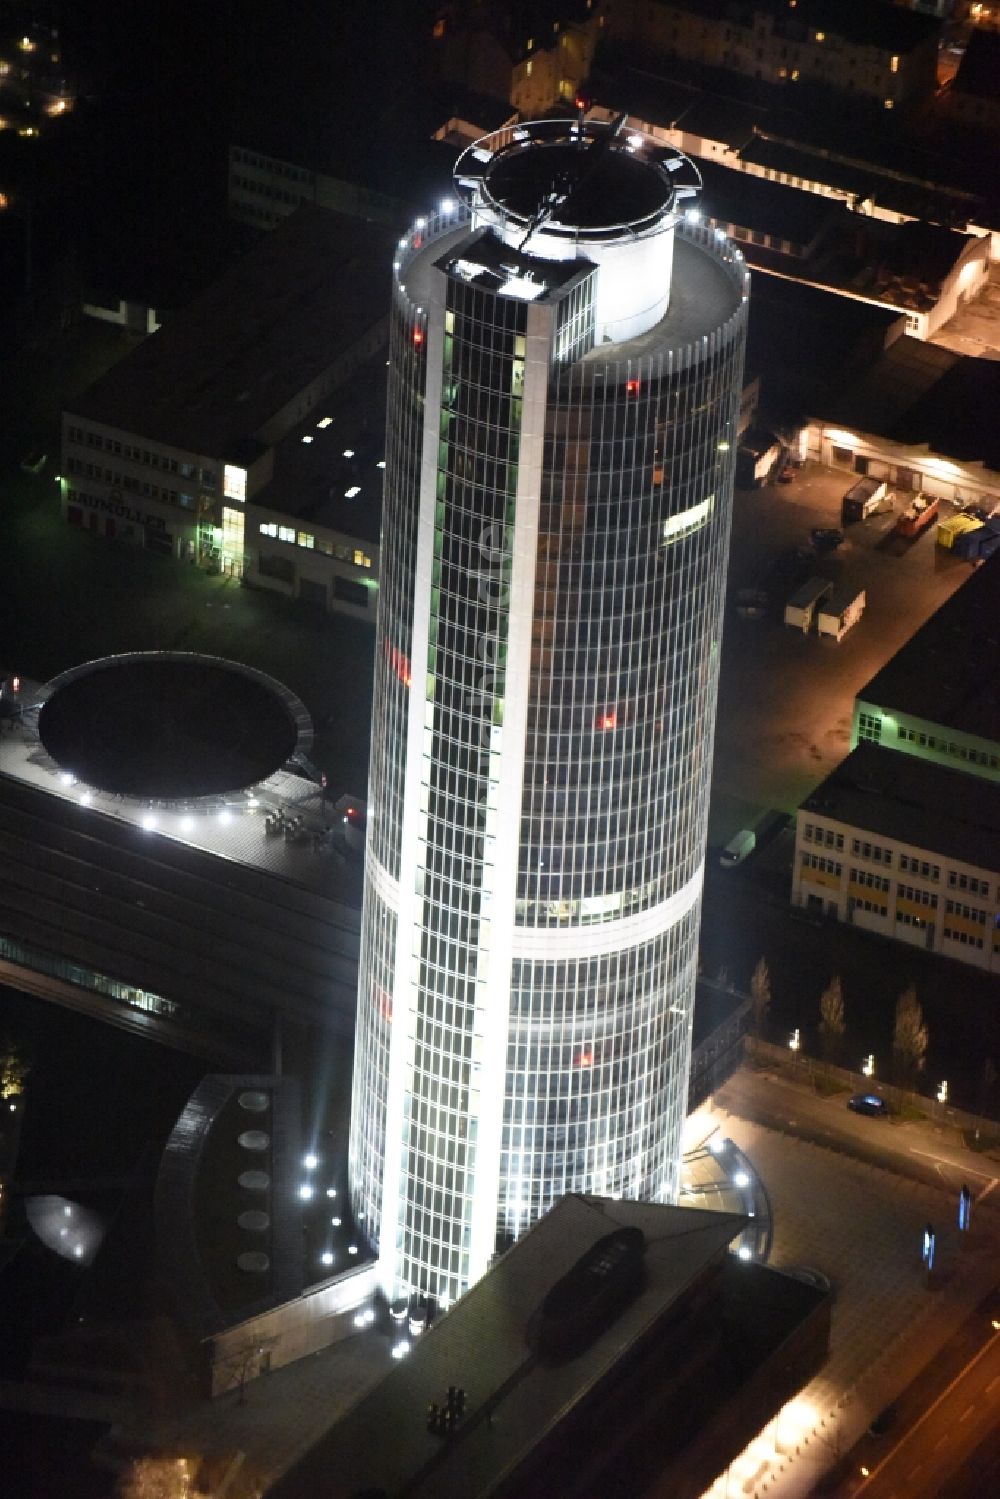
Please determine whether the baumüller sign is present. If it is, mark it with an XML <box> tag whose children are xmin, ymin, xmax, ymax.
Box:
<box><xmin>76</xmin><ymin>490</ymin><xmax>168</xmax><ymax>532</ymax></box>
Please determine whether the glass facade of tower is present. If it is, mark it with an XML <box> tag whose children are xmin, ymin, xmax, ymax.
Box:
<box><xmin>350</xmin><ymin>123</ymin><xmax>749</xmax><ymax>1305</ymax></box>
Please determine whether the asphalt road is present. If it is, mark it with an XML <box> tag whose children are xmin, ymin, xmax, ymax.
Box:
<box><xmin>853</xmin><ymin>1327</ymin><xmax>1000</xmax><ymax>1499</ymax></box>
<box><xmin>718</xmin><ymin>1068</ymin><xmax>1000</xmax><ymax>1201</ymax></box>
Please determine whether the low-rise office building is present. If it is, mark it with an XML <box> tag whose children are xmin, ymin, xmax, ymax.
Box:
<box><xmin>852</xmin><ymin>551</ymin><xmax>1000</xmax><ymax>781</ymax></box>
<box><xmin>61</xmin><ymin>207</ymin><xmax>396</xmax><ymax>622</ymax></box>
<box><xmin>792</xmin><ymin>741</ymin><xmax>1000</xmax><ymax>972</ymax></box>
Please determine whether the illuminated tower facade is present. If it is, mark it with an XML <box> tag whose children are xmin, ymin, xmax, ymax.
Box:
<box><xmin>349</xmin><ymin>117</ymin><xmax>749</xmax><ymax>1302</ymax></box>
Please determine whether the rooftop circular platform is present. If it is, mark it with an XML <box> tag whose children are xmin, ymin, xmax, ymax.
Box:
<box><xmin>37</xmin><ymin>653</ymin><xmax>311</xmax><ymax>802</ymax></box>
<box><xmin>454</xmin><ymin>117</ymin><xmax>702</xmax><ymax>246</ymax></box>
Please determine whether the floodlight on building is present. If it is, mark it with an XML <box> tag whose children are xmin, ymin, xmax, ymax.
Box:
<box><xmin>298</xmin><ymin>1183</ymin><xmax>314</xmax><ymax>1202</ymax></box>
<box><xmin>79</xmin><ymin>791</ymin><xmax>91</xmax><ymax>806</ymax></box>
<box><xmin>326</xmin><ymin>1187</ymin><xmax>337</xmax><ymax>1198</ymax></box>
<box><xmin>377</xmin><ymin>459</ymin><xmax>386</xmax><ymax>469</ymax></box>
<box><xmin>733</xmin><ymin>1171</ymin><xmax>750</xmax><ymax>1189</ymax></box>
<box><xmin>737</xmin><ymin>1246</ymin><xmax>752</xmax><ymax>1261</ymax></box>
<box><xmin>218</xmin><ymin>809</ymin><xmax>232</xmax><ymax>825</ymax></box>
<box><xmin>320</xmin><ymin>1251</ymin><xmax>334</xmax><ymax>1266</ymax></box>
<box><xmin>303</xmin><ymin>1153</ymin><xmax>318</xmax><ymax>1170</ymax></box>
<box><xmin>391</xmin><ymin>1340</ymin><xmax>410</xmax><ymax>1359</ymax></box>
<box><xmin>348</xmin><ymin>1244</ymin><xmax>358</xmax><ymax>1255</ymax></box>
<box><xmin>142</xmin><ymin>813</ymin><xmax>158</xmax><ymax>831</ymax></box>
<box><xmin>331</xmin><ymin>1216</ymin><xmax>342</xmax><ymax>1227</ymax></box>
<box><xmin>180</xmin><ymin>815</ymin><xmax>194</xmax><ymax>832</ymax></box>
<box><xmin>59</xmin><ymin>771</ymin><xmax>75</xmax><ymax>786</ymax></box>
<box><xmin>440</xmin><ymin>197</ymin><xmax>456</xmax><ymax>215</ymax></box>
<box><xmin>343</xmin><ymin>448</ymin><xmax>355</xmax><ymax>459</ymax></box>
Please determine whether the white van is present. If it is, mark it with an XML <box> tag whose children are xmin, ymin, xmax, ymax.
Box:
<box><xmin>720</xmin><ymin>830</ymin><xmax>755</xmax><ymax>867</ymax></box>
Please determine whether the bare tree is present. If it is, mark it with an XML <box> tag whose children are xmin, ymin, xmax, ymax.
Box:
<box><xmin>818</xmin><ymin>977</ymin><xmax>845</xmax><ymax>1065</ymax></box>
<box><xmin>892</xmin><ymin>985</ymin><xmax>929</xmax><ymax>1088</ymax></box>
<box><xmin>749</xmin><ymin>958</ymin><xmax>771</xmax><ymax>1044</ymax></box>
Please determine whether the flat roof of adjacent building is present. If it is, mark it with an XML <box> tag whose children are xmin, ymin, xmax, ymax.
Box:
<box><xmin>802</xmin><ymin>741</ymin><xmax>1000</xmax><ymax>873</ymax></box>
<box><xmin>268</xmin><ymin>1194</ymin><xmax>829</xmax><ymax>1499</ymax></box>
<box><xmin>953</xmin><ymin>28</ymin><xmax>1000</xmax><ymax>104</ymax></box>
<box><xmin>856</xmin><ymin>553</ymin><xmax>1000</xmax><ymax>740</ymax></box>
<box><xmin>250</xmin><ymin>347</ymin><xmax>388</xmax><ymax>543</ymax></box>
<box><xmin>819</xmin><ymin>337</ymin><xmax>1000</xmax><ymax>472</ymax></box>
<box><xmin>699</xmin><ymin>157</ymin><xmax>836</xmax><ymax>245</ymax></box>
<box><xmin>67</xmin><ymin>207</ymin><xmax>399</xmax><ymax>460</ymax></box>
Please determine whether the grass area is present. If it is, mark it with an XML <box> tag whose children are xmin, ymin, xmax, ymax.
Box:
<box><xmin>812</xmin><ymin>1071</ymin><xmax>850</xmax><ymax>1098</ymax></box>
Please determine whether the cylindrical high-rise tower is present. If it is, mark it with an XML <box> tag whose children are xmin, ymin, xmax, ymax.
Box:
<box><xmin>349</xmin><ymin>117</ymin><xmax>749</xmax><ymax>1303</ymax></box>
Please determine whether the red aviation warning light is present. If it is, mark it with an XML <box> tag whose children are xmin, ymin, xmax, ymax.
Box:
<box><xmin>625</xmin><ymin>378</ymin><xmax>640</xmax><ymax>398</ymax></box>
<box><xmin>413</xmin><ymin>327</ymin><xmax>424</xmax><ymax>348</ymax></box>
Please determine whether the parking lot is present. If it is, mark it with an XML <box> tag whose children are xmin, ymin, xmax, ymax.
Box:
<box><xmin>709</xmin><ymin>461</ymin><xmax>971</xmax><ymax>844</ymax></box>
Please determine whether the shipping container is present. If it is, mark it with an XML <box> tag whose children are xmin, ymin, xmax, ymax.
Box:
<box><xmin>817</xmin><ymin>586</ymin><xmax>866</xmax><ymax>642</ymax></box>
<box><xmin>895</xmin><ymin>493</ymin><xmax>939</xmax><ymax>537</ymax></box>
<box><xmin>841</xmin><ymin>478</ymin><xmax>890</xmax><ymax>526</ymax></box>
<box><xmin>953</xmin><ymin>520</ymin><xmax>987</xmax><ymax>560</ymax></box>
<box><xmin>784</xmin><ymin>576</ymin><xmax>833</xmax><ymax>632</ymax></box>
<box><xmin>936</xmin><ymin>513</ymin><xmax>982</xmax><ymax>550</ymax></box>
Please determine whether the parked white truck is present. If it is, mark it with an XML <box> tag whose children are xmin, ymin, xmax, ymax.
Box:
<box><xmin>817</xmin><ymin>586</ymin><xmax>866</xmax><ymax>642</ymax></box>
<box><xmin>784</xmin><ymin>577</ymin><xmax>833</xmax><ymax>632</ymax></box>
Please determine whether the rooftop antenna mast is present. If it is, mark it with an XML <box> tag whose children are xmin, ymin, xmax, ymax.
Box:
<box><xmin>518</xmin><ymin>112</ymin><xmax>628</xmax><ymax>253</ymax></box>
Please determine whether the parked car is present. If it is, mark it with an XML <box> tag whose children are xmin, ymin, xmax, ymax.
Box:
<box><xmin>19</xmin><ymin>449</ymin><xmax>47</xmax><ymax>474</ymax></box>
<box><xmin>810</xmin><ymin>527</ymin><xmax>844</xmax><ymax>552</ymax></box>
<box><xmin>847</xmin><ymin>1093</ymin><xmax>890</xmax><ymax>1118</ymax></box>
<box><xmin>734</xmin><ymin>588</ymin><xmax>768</xmax><ymax>620</ymax></box>
<box><xmin>719</xmin><ymin>829</ymin><xmax>755</xmax><ymax>867</ymax></box>
<box><xmin>867</xmin><ymin>1404</ymin><xmax>898</xmax><ymax>1437</ymax></box>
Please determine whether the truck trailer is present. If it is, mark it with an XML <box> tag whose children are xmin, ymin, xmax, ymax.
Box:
<box><xmin>841</xmin><ymin>478</ymin><xmax>890</xmax><ymax>526</ymax></box>
<box><xmin>784</xmin><ymin>577</ymin><xmax>833</xmax><ymax>632</ymax></box>
<box><xmin>817</xmin><ymin>586</ymin><xmax>866</xmax><ymax>642</ymax></box>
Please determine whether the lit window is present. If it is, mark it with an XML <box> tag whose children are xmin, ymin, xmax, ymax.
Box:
<box><xmin>278</xmin><ymin>525</ymin><xmax>295</xmax><ymax>543</ymax></box>
<box><xmin>890</xmin><ymin>55</ymin><xmax>899</xmax><ymax>74</ymax></box>
<box><xmin>316</xmin><ymin>416</ymin><xmax>333</xmax><ymax>428</ymax></box>
<box><xmin>301</xmin><ymin>434</ymin><xmax>314</xmax><ymax>444</ymax></box>
<box><xmin>298</xmin><ymin>532</ymin><xmax>315</xmax><ymax>549</ymax></box>
<box><xmin>815</xmin><ymin>30</ymin><xmax>825</xmax><ymax>41</ymax></box>
<box><xmin>662</xmin><ymin>494</ymin><xmax>714</xmax><ymax>544</ymax></box>
<box><xmin>884</xmin><ymin>98</ymin><xmax>894</xmax><ymax>110</ymax></box>
<box><xmin>345</xmin><ymin>485</ymin><xmax>361</xmax><ymax>498</ymax></box>
<box><xmin>259</xmin><ymin>522</ymin><xmax>278</xmax><ymax>538</ymax></box>
<box><xmin>353</xmin><ymin>549</ymin><xmax>371</xmax><ymax>567</ymax></box>
<box><xmin>223</xmin><ymin>463</ymin><xmax>247</xmax><ymax>502</ymax></box>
